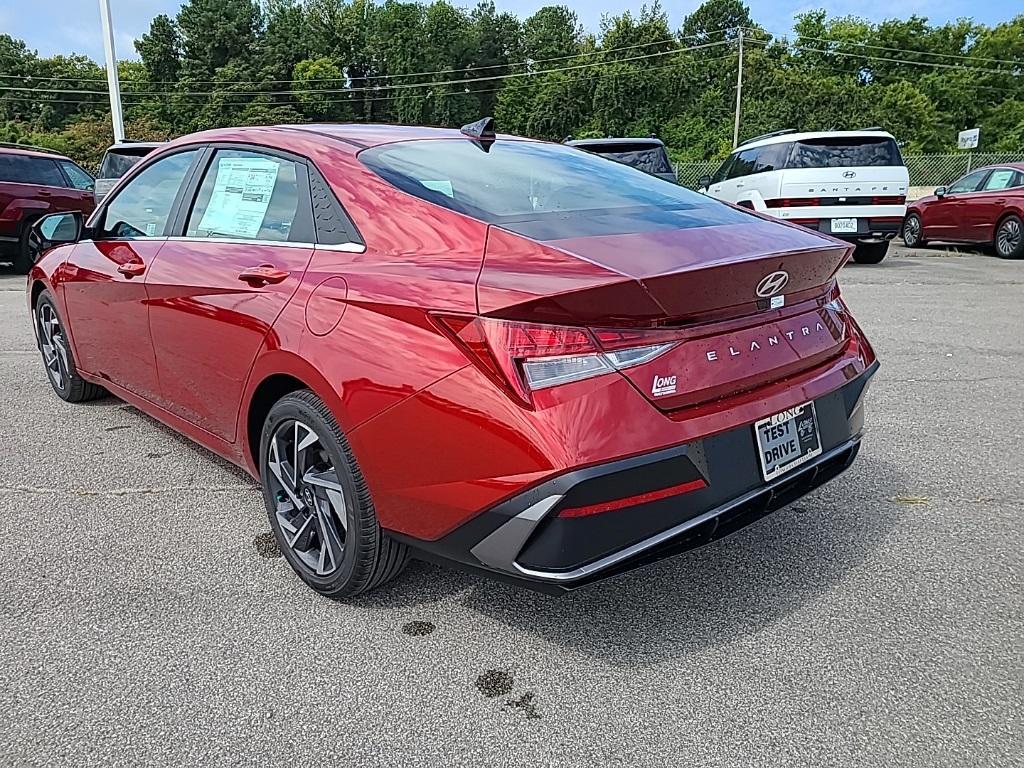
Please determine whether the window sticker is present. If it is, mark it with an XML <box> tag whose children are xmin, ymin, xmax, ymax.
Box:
<box><xmin>197</xmin><ymin>156</ymin><xmax>281</xmax><ymax>238</ymax></box>
<box><xmin>421</xmin><ymin>179</ymin><xmax>454</xmax><ymax>198</ymax></box>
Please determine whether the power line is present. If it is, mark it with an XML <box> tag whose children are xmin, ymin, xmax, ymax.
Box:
<box><xmin>0</xmin><ymin>39</ymin><xmax>734</xmax><ymax>98</ymax></box>
<box><xmin>742</xmin><ymin>28</ymin><xmax>1024</xmax><ymax>69</ymax></box>
<box><xmin>0</xmin><ymin>26</ymin><xmax>739</xmax><ymax>88</ymax></box>
<box><xmin>746</xmin><ymin>38</ymin><xmax>1022</xmax><ymax>76</ymax></box>
<box><xmin>120</xmin><ymin>52</ymin><xmax>743</xmax><ymax>108</ymax></box>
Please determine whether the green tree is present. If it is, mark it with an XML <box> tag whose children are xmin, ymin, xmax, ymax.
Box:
<box><xmin>135</xmin><ymin>14</ymin><xmax>181</xmax><ymax>84</ymax></box>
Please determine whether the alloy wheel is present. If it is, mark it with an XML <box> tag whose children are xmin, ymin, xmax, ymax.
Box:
<box><xmin>903</xmin><ymin>215</ymin><xmax>921</xmax><ymax>246</ymax></box>
<box><xmin>38</xmin><ymin>303</ymin><xmax>70</xmax><ymax>391</ymax></box>
<box><xmin>266</xmin><ymin>419</ymin><xmax>348</xmax><ymax>576</ymax></box>
<box><xmin>996</xmin><ymin>218</ymin><xmax>1021</xmax><ymax>257</ymax></box>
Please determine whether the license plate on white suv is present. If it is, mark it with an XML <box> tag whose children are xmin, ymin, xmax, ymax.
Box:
<box><xmin>830</xmin><ymin>217</ymin><xmax>858</xmax><ymax>234</ymax></box>
<box><xmin>755</xmin><ymin>402</ymin><xmax>822</xmax><ymax>481</ymax></box>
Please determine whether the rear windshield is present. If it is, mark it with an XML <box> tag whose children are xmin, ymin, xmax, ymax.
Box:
<box><xmin>360</xmin><ymin>139</ymin><xmax>747</xmax><ymax>239</ymax></box>
<box><xmin>578</xmin><ymin>143</ymin><xmax>673</xmax><ymax>175</ymax></box>
<box><xmin>98</xmin><ymin>148</ymin><xmax>155</xmax><ymax>179</ymax></box>
<box><xmin>786</xmin><ymin>137</ymin><xmax>903</xmax><ymax>168</ymax></box>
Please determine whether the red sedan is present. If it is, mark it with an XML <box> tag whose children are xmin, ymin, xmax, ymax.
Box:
<box><xmin>26</xmin><ymin>121</ymin><xmax>877</xmax><ymax>597</ymax></box>
<box><xmin>903</xmin><ymin>163</ymin><xmax>1024</xmax><ymax>258</ymax></box>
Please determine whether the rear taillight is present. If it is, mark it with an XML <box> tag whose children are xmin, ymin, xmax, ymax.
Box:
<box><xmin>767</xmin><ymin>198</ymin><xmax>821</xmax><ymax>208</ymax></box>
<box><xmin>433</xmin><ymin>315</ymin><xmax>678</xmax><ymax>405</ymax></box>
<box><xmin>871</xmin><ymin>195</ymin><xmax>906</xmax><ymax>205</ymax></box>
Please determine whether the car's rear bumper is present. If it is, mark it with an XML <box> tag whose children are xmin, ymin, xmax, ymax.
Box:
<box><xmin>395</xmin><ymin>360</ymin><xmax>878</xmax><ymax>593</ymax></box>
<box><xmin>773</xmin><ymin>207</ymin><xmax>905</xmax><ymax>241</ymax></box>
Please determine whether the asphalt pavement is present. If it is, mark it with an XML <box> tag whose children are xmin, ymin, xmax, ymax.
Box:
<box><xmin>0</xmin><ymin>242</ymin><xmax>1021</xmax><ymax>767</ymax></box>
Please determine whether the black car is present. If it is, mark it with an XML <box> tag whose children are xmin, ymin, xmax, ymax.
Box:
<box><xmin>566</xmin><ymin>137</ymin><xmax>677</xmax><ymax>183</ymax></box>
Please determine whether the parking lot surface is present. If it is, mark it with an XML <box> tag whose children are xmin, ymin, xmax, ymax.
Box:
<box><xmin>0</xmin><ymin>243</ymin><xmax>1021</xmax><ymax>767</ymax></box>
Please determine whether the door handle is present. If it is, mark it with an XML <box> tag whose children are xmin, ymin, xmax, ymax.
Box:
<box><xmin>238</xmin><ymin>265</ymin><xmax>289</xmax><ymax>285</ymax></box>
<box><xmin>117</xmin><ymin>261</ymin><xmax>146</xmax><ymax>278</ymax></box>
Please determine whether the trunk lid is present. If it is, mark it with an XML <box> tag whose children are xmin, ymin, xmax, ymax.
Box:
<box><xmin>478</xmin><ymin>216</ymin><xmax>854</xmax><ymax>410</ymax></box>
<box><xmin>779</xmin><ymin>166</ymin><xmax>909</xmax><ymax>201</ymax></box>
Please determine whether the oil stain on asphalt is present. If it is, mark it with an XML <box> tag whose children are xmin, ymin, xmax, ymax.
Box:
<box><xmin>253</xmin><ymin>532</ymin><xmax>281</xmax><ymax>558</ymax></box>
<box><xmin>401</xmin><ymin>620</ymin><xmax>435</xmax><ymax>636</ymax></box>
<box><xmin>475</xmin><ymin>669</ymin><xmax>514</xmax><ymax>698</ymax></box>
<box><xmin>506</xmin><ymin>691</ymin><xmax>541</xmax><ymax>719</ymax></box>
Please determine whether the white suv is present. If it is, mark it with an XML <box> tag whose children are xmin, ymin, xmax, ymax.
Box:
<box><xmin>700</xmin><ymin>129</ymin><xmax>909</xmax><ymax>263</ymax></box>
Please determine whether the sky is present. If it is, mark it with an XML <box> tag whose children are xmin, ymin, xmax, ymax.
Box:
<box><xmin>0</xmin><ymin>0</ymin><xmax>1013</xmax><ymax>63</ymax></box>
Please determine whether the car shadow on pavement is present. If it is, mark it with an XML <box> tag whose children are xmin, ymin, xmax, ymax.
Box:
<box><xmin>360</xmin><ymin>455</ymin><xmax>903</xmax><ymax>668</ymax></box>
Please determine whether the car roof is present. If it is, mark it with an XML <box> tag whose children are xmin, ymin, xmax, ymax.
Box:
<box><xmin>977</xmin><ymin>162</ymin><xmax>1024</xmax><ymax>173</ymax></box>
<box><xmin>567</xmin><ymin>137</ymin><xmax>666</xmax><ymax>148</ymax></box>
<box><xmin>0</xmin><ymin>143</ymin><xmax>70</xmax><ymax>161</ymax></box>
<box><xmin>736</xmin><ymin>130</ymin><xmax>898</xmax><ymax>152</ymax></box>
<box><xmin>160</xmin><ymin>123</ymin><xmax>534</xmax><ymax>156</ymax></box>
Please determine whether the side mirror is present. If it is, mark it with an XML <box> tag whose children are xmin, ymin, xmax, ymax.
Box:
<box><xmin>698</xmin><ymin>174</ymin><xmax>712</xmax><ymax>191</ymax></box>
<box><xmin>30</xmin><ymin>211</ymin><xmax>84</xmax><ymax>260</ymax></box>
<box><xmin>935</xmin><ymin>186</ymin><xmax>947</xmax><ymax>198</ymax></box>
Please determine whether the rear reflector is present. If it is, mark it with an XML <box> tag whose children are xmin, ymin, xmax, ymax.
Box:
<box><xmin>558</xmin><ymin>478</ymin><xmax>707</xmax><ymax>518</ymax></box>
<box><xmin>432</xmin><ymin>314</ymin><xmax>680</xmax><ymax>406</ymax></box>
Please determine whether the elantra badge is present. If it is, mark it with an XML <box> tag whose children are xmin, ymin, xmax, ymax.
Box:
<box><xmin>756</xmin><ymin>271</ymin><xmax>789</xmax><ymax>298</ymax></box>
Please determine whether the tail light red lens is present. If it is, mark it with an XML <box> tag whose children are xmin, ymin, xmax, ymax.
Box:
<box><xmin>767</xmin><ymin>198</ymin><xmax>821</xmax><ymax>208</ymax></box>
<box><xmin>871</xmin><ymin>196</ymin><xmax>906</xmax><ymax>205</ymax></box>
<box><xmin>433</xmin><ymin>315</ymin><xmax>679</xmax><ymax>406</ymax></box>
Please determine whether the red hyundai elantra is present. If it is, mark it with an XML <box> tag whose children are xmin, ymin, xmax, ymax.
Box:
<box><xmin>27</xmin><ymin>120</ymin><xmax>878</xmax><ymax>597</ymax></box>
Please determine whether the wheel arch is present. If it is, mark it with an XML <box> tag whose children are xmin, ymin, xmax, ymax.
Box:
<box><xmin>991</xmin><ymin>208</ymin><xmax>1023</xmax><ymax>243</ymax></box>
<box><xmin>240</xmin><ymin>350</ymin><xmax>349</xmax><ymax>475</ymax></box>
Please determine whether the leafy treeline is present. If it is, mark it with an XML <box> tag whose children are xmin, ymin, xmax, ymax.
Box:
<box><xmin>1</xmin><ymin>0</ymin><xmax>1022</xmax><ymax>169</ymax></box>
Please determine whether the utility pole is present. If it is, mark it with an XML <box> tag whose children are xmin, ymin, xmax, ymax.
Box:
<box><xmin>733</xmin><ymin>28</ymin><xmax>744</xmax><ymax>148</ymax></box>
<box><xmin>98</xmin><ymin>0</ymin><xmax>125</xmax><ymax>143</ymax></box>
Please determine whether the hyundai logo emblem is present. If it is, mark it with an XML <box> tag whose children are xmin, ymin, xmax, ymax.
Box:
<box><xmin>756</xmin><ymin>271</ymin><xmax>790</xmax><ymax>298</ymax></box>
<box><xmin>843</xmin><ymin>170</ymin><xmax>857</xmax><ymax>178</ymax></box>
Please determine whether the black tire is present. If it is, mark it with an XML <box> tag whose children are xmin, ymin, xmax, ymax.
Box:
<box><xmin>852</xmin><ymin>240</ymin><xmax>889</xmax><ymax>264</ymax></box>
<box><xmin>902</xmin><ymin>213</ymin><xmax>926</xmax><ymax>248</ymax></box>
<box><xmin>259</xmin><ymin>390</ymin><xmax>408</xmax><ymax>598</ymax></box>
<box><xmin>994</xmin><ymin>214</ymin><xmax>1024</xmax><ymax>259</ymax></box>
<box><xmin>34</xmin><ymin>291</ymin><xmax>107</xmax><ymax>402</ymax></box>
<box><xmin>13</xmin><ymin>219</ymin><xmax>37</xmax><ymax>275</ymax></box>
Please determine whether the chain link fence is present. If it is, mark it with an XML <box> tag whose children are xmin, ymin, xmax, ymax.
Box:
<box><xmin>673</xmin><ymin>153</ymin><xmax>1024</xmax><ymax>189</ymax></box>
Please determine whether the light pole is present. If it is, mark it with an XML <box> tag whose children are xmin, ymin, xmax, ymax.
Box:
<box><xmin>98</xmin><ymin>0</ymin><xmax>125</xmax><ymax>143</ymax></box>
<box><xmin>733</xmin><ymin>29</ymin><xmax>744</xmax><ymax>148</ymax></box>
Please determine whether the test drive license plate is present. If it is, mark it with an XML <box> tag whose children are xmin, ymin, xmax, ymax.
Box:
<box><xmin>755</xmin><ymin>402</ymin><xmax>822</xmax><ymax>481</ymax></box>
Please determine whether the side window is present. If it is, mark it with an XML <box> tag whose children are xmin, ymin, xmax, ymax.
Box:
<box><xmin>710</xmin><ymin>156</ymin><xmax>734</xmax><ymax>184</ymax></box>
<box><xmin>59</xmin><ymin>161</ymin><xmax>94</xmax><ymax>191</ymax></box>
<box><xmin>948</xmin><ymin>170</ymin><xmax>988</xmax><ymax>195</ymax></box>
<box><xmin>186</xmin><ymin>149</ymin><xmax>309</xmax><ymax>242</ymax></box>
<box><xmin>981</xmin><ymin>168</ymin><xmax>1016</xmax><ymax>191</ymax></box>
<box><xmin>728</xmin><ymin>148</ymin><xmax>759</xmax><ymax>179</ymax></box>
<box><xmin>0</xmin><ymin>155</ymin><xmax>65</xmax><ymax>186</ymax></box>
<box><xmin>753</xmin><ymin>143</ymin><xmax>788</xmax><ymax>173</ymax></box>
<box><xmin>28</xmin><ymin>158</ymin><xmax>66</xmax><ymax>187</ymax></box>
<box><xmin>101</xmin><ymin>149</ymin><xmax>199</xmax><ymax>239</ymax></box>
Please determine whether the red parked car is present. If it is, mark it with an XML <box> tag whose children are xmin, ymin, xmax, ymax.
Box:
<box><xmin>26</xmin><ymin>121</ymin><xmax>878</xmax><ymax>597</ymax></box>
<box><xmin>903</xmin><ymin>163</ymin><xmax>1024</xmax><ymax>258</ymax></box>
<box><xmin>0</xmin><ymin>144</ymin><xmax>95</xmax><ymax>273</ymax></box>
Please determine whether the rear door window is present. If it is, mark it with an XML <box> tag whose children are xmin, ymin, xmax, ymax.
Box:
<box><xmin>0</xmin><ymin>154</ymin><xmax>66</xmax><ymax>186</ymax></box>
<box><xmin>728</xmin><ymin>144</ymin><xmax>789</xmax><ymax>179</ymax></box>
<box><xmin>981</xmin><ymin>168</ymin><xmax>1017</xmax><ymax>191</ymax></box>
<box><xmin>787</xmin><ymin>137</ymin><xmax>903</xmax><ymax>168</ymax></box>
<box><xmin>185</xmin><ymin>149</ymin><xmax>311</xmax><ymax>242</ymax></box>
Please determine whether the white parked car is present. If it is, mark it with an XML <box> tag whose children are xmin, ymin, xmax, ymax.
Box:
<box><xmin>700</xmin><ymin>129</ymin><xmax>909</xmax><ymax>263</ymax></box>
